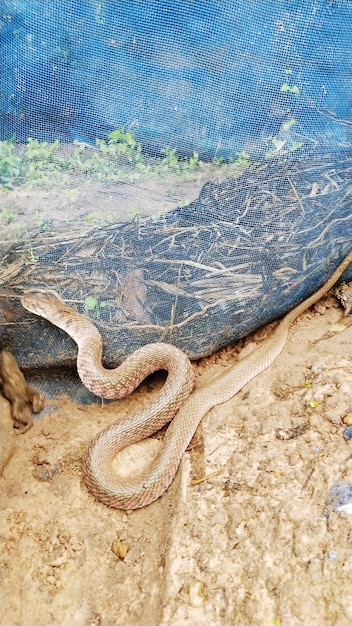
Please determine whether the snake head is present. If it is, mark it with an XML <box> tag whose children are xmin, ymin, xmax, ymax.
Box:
<box><xmin>20</xmin><ymin>294</ymin><xmax>65</xmax><ymax>322</ymax></box>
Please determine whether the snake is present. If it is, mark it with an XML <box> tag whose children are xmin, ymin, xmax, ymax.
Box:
<box><xmin>20</xmin><ymin>250</ymin><xmax>352</xmax><ymax>509</ymax></box>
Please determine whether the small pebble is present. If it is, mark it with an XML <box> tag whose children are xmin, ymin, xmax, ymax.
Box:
<box><xmin>343</xmin><ymin>414</ymin><xmax>352</xmax><ymax>426</ymax></box>
<box><xmin>111</xmin><ymin>539</ymin><xmax>128</xmax><ymax>560</ymax></box>
<box><xmin>343</xmin><ymin>426</ymin><xmax>352</xmax><ymax>440</ymax></box>
<box><xmin>189</xmin><ymin>580</ymin><xmax>205</xmax><ymax>607</ymax></box>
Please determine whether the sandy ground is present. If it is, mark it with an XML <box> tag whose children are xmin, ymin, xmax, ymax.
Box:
<box><xmin>1</xmin><ymin>166</ymin><xmax>352</xmax><ymax>625</ymax></box>
<box><xmin>0</xmin><ymin>159</ymin><xmax>238</xmax><ymax>243</ymax></box>
<box><xmin>1</xmin><ymin>289</ymin><xmax>352</xmax><ymax>626</ymax></box>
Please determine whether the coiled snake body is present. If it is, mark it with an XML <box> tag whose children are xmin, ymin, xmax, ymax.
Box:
<box><xmin>21</xmin><ymin>251</ymin><xmax>352</xmax><ymax>509</ymax></box>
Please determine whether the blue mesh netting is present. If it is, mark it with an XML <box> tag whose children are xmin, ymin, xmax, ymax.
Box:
<box><xmin>2</xmin><ymin>0</ymin><xmax>351</xmax><ymax>156</ymax></box>
<box><xmin>0</xmin><ymin>1</ymin><xmax>351</xmax><ymax>385</ymax></box>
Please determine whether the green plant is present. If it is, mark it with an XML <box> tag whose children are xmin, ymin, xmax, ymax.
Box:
<box><xmin>84</xmin><ymin>210</ymin><xmax>116</xmax><ymax>226</ymax></box>
<box><xmin>130</xmin><ymin>206</ymin><xmax>140</xmax><ymax>222</ymax></box>
<box><xmin>22</xmin><ymin>235</ymin><xmax>39</xmax><ymax>263</ymax></box>
<box><xmin>97</xmin><ymin>129</ymin><xmax>147</xmax><ymax>173</ymax></box>
<box><xmin>26</xmin><ymin>138</ymin><xmax>60</xmax><ymax>162</ymax></box>
<box><xmin>1</xmin><ymin>206</ymin><xmax>14</xmax><ymax>223</ymax></box>
<box><xmin>282</xmin><ymin>118</ymin><xmax>296</xmax><ymax>131</ymax></box>
<box><xmin>10</xmin><ymin>222</ymin><xmax>26</xmax><ymax>239</ymax></box>
<box><xmin>160</xmin><ymin>147</ymin><xmax>180</xmax><ymax>170</ymax></box>
<box><xmin>66</xmin><ymin>130</ymin><xmax>148</xmax><ymax>183</ymax></box>
<box><xmin>280</xmin><ymin>83</ymin><xmax>300</xmax><ymax>95</ymax></box>
<box><xmin>0</xmin><ymin>129</ymin><xmax>255</xmax><ymax>192</ymax></box>
<box><xmin>265</xmin><ymin>136</ymin><xmax>303</xmax><ymax>159</ymax></box>
<box><xmin>212</xmin><ymin>156</ymin><xmax>225</xmax><ymax>166</ymax></box>
<box><xmin>280</xmin><ymin>68</ymin><xmax>300</xmax><ymax>95</ymax></box>
<box><xmin>187</xmin><ymin>151</ymin><xmax>200</xmax><ymax>172</ymax></box>
<box><xmin>84</xmin><ymin>296</ymin><xmax>106</xmax><ymax>318</ymax></box>
<box><xmin>25</xmin><ymin>138</ymin><xmax>61</xmax><ymax>181</ymax></box>
<box><xmin>0</xmin><ymin>136</ymin><xmax>24</xmax><ymax>187</ymax></box>
<box><xmin>229</xmin><ymin>151</ymin><xmax>251</xmax><ymax>167</ymax></box>
<box><xmin>159</xmin><ymin>148</ymin><xmax>201</xmax><ymax>178</ymax></box>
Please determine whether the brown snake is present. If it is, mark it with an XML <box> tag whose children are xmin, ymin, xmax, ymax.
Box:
<box><xmin>21</xmin><ymin>250</ymin><xmax>352</xmax><ymax>509</ymax></box>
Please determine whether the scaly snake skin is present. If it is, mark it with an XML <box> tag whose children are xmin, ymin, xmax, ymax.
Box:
<box><xmin>21</xmin><ymin>250</ymin><xmax>352</xmax><ymax>509</ymax></box>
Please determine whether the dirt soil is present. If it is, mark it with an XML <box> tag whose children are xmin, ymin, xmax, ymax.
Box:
<box><xmin>1</xmin><ymin>168</ymin><xmax>352</xmax><ymax>625</ymax></box>
<box><xmin>0</xmin><ymin>159</ymin><xmax>237</xmax><ymax>243</ymax></box>
<box><xmin>1</xmin><ymin>290</ymin><xmax>352</xmax><ymax>626</ymax></box>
